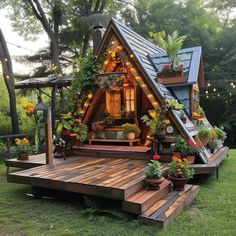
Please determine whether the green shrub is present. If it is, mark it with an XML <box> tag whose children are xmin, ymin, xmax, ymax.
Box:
<box><xmin>197</xmin><ymin>128</ymin><xmax>210</xmax><ymax>138</ymax></box>
<box><xmin>0</xmin><ymin>112</ymin><xmax>12</xmax><ymax>135</ymax></box>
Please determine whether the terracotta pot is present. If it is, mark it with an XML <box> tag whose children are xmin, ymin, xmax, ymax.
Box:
<box><xmin>172</xmin><ymin>151</ymin><xmax>182</xmax><ymax>159</ymax></box>
<box><xmin>127</xmin><ymin>132</ymin><xmax>136</xmax><ymax>140</ymax></box>
<box><xmin>198</xmin><ymin>136</ymin><xmax>210</xmax><ymax>146</ymax></box>
<box><xmin>54</xmin><ymin>146</ymin><xmax>65</xmax><ymax>158</ymax></box>
<box><xmin>168</xmin><ymin>176</ymin><xmax>189</xmax><ymax>191</ymax></box>
<box><xmin>185</xmin><ymin>155</ymin><xmax>195</xmax><ymax>164</ymax></box>
<box><xmin>17</xmin><ymin>152</ymin><xmax>29</xmax><ymax>160</ymax></box>
<box><xmin>145</xmin><ymin>177</ymin><xmax>165</xmax><ymax>190</ymax></box>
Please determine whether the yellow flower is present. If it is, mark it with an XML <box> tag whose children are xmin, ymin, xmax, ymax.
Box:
<box><xmin>15</xmin><ymin>138</ymin><xmax>22</xmax><ymax>145</ymax></box>
<box><xmin>22</xmin><ymin>138</ymin><xmax>29</xmax><ymax>145</ymax></box>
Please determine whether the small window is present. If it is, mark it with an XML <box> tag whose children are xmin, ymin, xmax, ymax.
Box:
<box><xmin>106</xmin><ymin>90</ymin><xmax>121</xmax><ymax>118</ymax></box>
<box><xmin>124</xmin><ymin>87</ymin><xmax>135</xmax><ymax>112</ymax></box>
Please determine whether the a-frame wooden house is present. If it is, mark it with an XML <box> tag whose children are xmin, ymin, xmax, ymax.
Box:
<box><xmin>7</xmin><ymin>18</ymin><xmax>228</xmax><ymax>228</ymax></box>
<box><xmin>78</xmin><ymin>18</ymin><xmax>227</xmax><ymax>165</ymax></box>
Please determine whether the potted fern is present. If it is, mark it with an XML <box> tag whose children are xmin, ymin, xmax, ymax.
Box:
<box><xmin>155</xmin><ymin>31</ymin><xmax>187</xmax><ymax>84</ymax></box>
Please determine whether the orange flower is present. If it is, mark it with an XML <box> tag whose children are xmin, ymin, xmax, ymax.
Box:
<box><xmin>172</xmin><ymin>156</ymin><xmax>178</xmax><ymax>161</ymax></box>
<box><xmin>177</xmin><ymin>159</ymin><xmax>182</xmax><ymax>163</ymax></box>
<box><xmin>183</xmin><ymin>158</ymin><xmax>188</xmax><ymax>162</ymax></box>
<box><xmin>177</xmin><ymin>171</ymin><xmax>182</xmax><ymax>175</ymax></box>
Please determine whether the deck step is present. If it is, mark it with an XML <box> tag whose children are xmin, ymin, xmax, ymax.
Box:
<box><xmin>139</xmin><ymin>184</ymin><xmax>199</xmax><ymax>228</ymax></box>
<box><xmin>73</xmin><ymin>146</ymin><xmax>152</xmax><ymax>160</ymax></box>
<box><xmin>122</xmin><ymin>180</ymin><xmax>171</xmax><ymax>214</ymax></box>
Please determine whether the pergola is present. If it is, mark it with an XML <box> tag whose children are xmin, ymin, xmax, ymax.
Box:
<box><xmin>15</xmin><ymin>76</ymin><xmax>72</xmax><ymax>131</ymax></box>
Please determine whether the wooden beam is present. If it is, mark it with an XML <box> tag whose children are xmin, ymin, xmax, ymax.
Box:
<box><xmin>45</xmin><ymin>108</ymin><xmax>53</xmax><ymax>165</ymax></box>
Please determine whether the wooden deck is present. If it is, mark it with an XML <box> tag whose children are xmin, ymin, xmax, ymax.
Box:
<box><xmin>7</xmin><ymin>156</ymin><xmax>199</xmax><ymax>228</ymax></box>
<box><xmin>6</xmin><ymin>146</ymin><xmax>228</xmax><ymax>176</ymax></box>
<box><xmin>191</xmin><ymin>147</ymin><xmax>229</xmax><ymax>177</ymax></box>
<box><xmin>8</xmin><ymin>157</ymin><xmax>149</xmax><ymax>200</ymax></box>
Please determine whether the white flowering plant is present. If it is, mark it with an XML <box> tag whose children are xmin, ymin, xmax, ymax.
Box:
<box><xmin>53</xmin><ymin>136</ymin><xmax>66</xmax><ymax>147</ymax></box>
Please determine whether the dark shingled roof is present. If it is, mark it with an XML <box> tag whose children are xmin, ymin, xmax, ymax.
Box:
<box><xmin>148</xmin><ymin>46</ymin><xmax>203</xmax><ymax>85</ymax></box>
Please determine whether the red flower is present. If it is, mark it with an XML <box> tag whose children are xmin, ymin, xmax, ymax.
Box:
<box><xmin>163</xmin><ymin>64</ymin><xmax>171</xmax><ymax>69</ymax></box>
<box><xmin>187</xmin><ymin>138</ymin><xmax>197</xmax><ymax>147</ymax></box>
<box><xmin>153</xmin><ymin>154</ymin><xmax>161</xmax><ymax>160</ymax></box>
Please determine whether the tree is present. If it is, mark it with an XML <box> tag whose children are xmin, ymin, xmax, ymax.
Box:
<box><xmin>0</xmin><ymin>0</ymin><xmax>63</xmax><ymax>73</ymax></box>
<box><xmin>0</xmin><ymin>28</ymin><xmax>19</xmax><ymax>134</ymax></box>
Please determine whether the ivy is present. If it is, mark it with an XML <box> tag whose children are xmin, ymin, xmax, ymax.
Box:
<box><xmin>67</xmin><ymin>52</ymin><xmax>105</xmax><ymax>114</ymax></box>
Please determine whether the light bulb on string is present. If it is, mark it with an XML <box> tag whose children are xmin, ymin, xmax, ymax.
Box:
<box><xmin>231</xmin><ymin>82</ymin><xmax>234</xmax><ymax>86</ymax></box>
<box><xmin>233</xmin><ymin>85</ymin><xmax>236</xmax><ymax>88</ymax></box>
<box><xmin>205</xmin><ymin>90</ymin><xmax>208</xmax><ymax>94</ymax></box>
<box><xmin>206</xmin><ymin>95</ymin><xmax>209</xmax><ymax>99</ymax></box>
<box><xmin>213</xmin><ymin>88</ymin><xmax>216</xmax><ymax>92</ymax></box>
<box><xmin>230</xmin><ymin>92</ymin><xmax>232</xmax><ymax>96</ymax></box>
<box><xmin>207</xmin><ymin>83</ymin><xmax>211</xmax><ymax>87</ymax></box>
<box><xmin>218</xmin><ymin>94</ymin><xmax>220</xmax><ymax>97</ymax></box>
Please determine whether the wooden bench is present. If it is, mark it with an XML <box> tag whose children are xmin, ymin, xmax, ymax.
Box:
<box><xmin>89</xmin><ymin>138</ymin><xmax>141</xmax><ymax>147</ymax></box>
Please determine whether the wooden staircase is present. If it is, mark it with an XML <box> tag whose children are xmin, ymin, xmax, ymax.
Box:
<box><xmin>122</xmin><ymin>180</ymin><xmax>199</xmax><ymax>228</ymax></box>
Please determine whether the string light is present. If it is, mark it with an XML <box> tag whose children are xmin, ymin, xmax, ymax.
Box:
<box><xmin>206</xmin><ymin>95</ymin><xmax>209</xmax><ymax>99</ymax></box>
<box><xmin>230</xmin><ymin>82</ymin><xmax>234</xmax><ymax>86</ymax></box>
<box><xmin>84</xmin><ymin>102</ymin><xmax>89</xmax><ymax>107</ymax></box>
<box><xmin>213</xmin><ymin>88</ymin><xmax>216</xmax><ymax>92</ymax></box>
<box><xmin>141</xmin><ymin>83</ymin><xmax>146</xmax><ymax>88</ymax></box>
<box><xmin>6</xmin><ymin>75</ymin><xmax>10</xmax><ymax>79</ymax></box>
<box><xmin>4</xmin><ymin>58</ymin><xmax>8</xmax><ymax>62</ymax></box>
<box><xmin>88</xmin><ymin>93</ymin><xmax>93</xmax><ymax>99</ymax></box>
<box><xmin>207</xmin><ymin>83</ymin><xmax>211</xmax><ymax>87</ymax></box>
<box><xmin>205</xmin><ymin>91</ymin><xmax>208</xmax><ymax>94</ymax></box>
<box><xmin>125</xmin><ymin>61</ymin><xmax>130</xmax><ymax>66</ymax></box>
<box><xmin>111</xmin><ymin>40</ymin><xmax>115</xmax><ymax>45</ymax></box>
<box><xmin>152</xmin><ymin>101</ymin><xmax>158</xmax><ymax>106</ymax></box>
<box><xmin>117</xmin><ymin>45</ymin><xmax>122</xmax><ymax>50</ymax></box>
<box><xmin>130</xmin><ymin>54</ymin><xmax>134</xmax><ymax>58</ymax></box>
<box><xmin>104</xmin><ymin>60</ymin><xmax>109</xmax><ymax>65</ymax></box>
<box><xmin>218</xmin><ymin>94</ymin><xmax>220</xmax><ymax>97</ymax></box>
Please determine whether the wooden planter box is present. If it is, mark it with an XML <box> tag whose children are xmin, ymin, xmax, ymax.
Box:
<box><xmin>156</xmin><ymin>71</ymin><xmax>187</xmax><ymax>85</ymax></box>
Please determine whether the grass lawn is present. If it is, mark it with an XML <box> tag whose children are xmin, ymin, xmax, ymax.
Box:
<box><xmin>0</xmin><ymin>150</ymin><xmax>236</xmax><ymax>236</ymax></box>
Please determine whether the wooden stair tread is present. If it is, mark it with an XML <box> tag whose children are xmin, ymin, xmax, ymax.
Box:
<box><xmin>122</xmin><ymin>180</ymin><xmax>171</xmax><ymax>214</ymax></box>
<box><xmin>139</xmin><ymin>185</ymin><xmax>199</xmax><ymax>228</ymax></box>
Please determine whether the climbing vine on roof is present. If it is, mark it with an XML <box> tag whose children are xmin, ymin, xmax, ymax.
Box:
<box><xmin>67</xmin><ymin>52</ymin><xmax>105</xmax><ymax>113</ymax></box>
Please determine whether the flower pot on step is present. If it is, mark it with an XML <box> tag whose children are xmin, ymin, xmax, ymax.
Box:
<box><xmin>17</xmin><ymin>152</ymin><xmax>29</xmax><ymax>160</ymax></box>
<box><xmin>145</xmin><ymin>177</ymin><xmax>165</xmax><ymax>190</ymax></box>
<box><xmin>168</xmin><ymin>176</ymin><xmax>189</xmax><ymax>191</ymax></box>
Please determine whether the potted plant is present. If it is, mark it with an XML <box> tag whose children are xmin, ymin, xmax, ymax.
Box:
<box><xmin>168</xmin><ymin>156</ymin><xmax>194</xmax><ymax>191</ymax></box>
<box><xmin>56</xmin><ymin>112</ymin><xmax>74</xmax><ymax>136</ymax></box>
<box><xmin>141</xmin><ymin>106</ymin><xmax>167</xmax><ymax>139</ymax></box>
<box><xmin>197</xmin><ymin>127</ymin><xmax>210</xmax><ymax>146</ymax></box>
<box><xmin>145</xmin><ymin>154</ymin><xmax>165</xmax><ymax>190</ymax></box>
<box><xmin>182</xmin><ymin>138</ymin><xmax>200</xmax><ymax>164</ymax></box>
<box><xmin>154</xmin><ymin>31</ymin><xmax>187</xmax><ymax>84</ymax></box>
<box><xmin>53</xmin><ymin>136</ymin><xmax>66</xmax><ymax>158</ymax></box>
<box><xmin>12</xmin><ymin>138</ymin><xmax>35</xmax><ymax>160</ymax></box>
<box><xmin>166</xmin><ymin>99</ymin><xmax>184</xmax><ymax>110</ymax></box>
<box><xmin>214</xmin><ymin>127</ymin><xmax>227</xmax><ymax>143</ymax></box>
<box><xmin>121</xmin><ymin>123</ymin><xmax>140</xmax><ymax>140</ymax></box>
<box><xmin>171</xmin><ymin>136</ymin><xmax>186</xmax><ymax>158</ymax></box>
<box><xmin>73</xmin><ymin>123</ymin><xmax>89</xmax><ymax>145</ymax></box>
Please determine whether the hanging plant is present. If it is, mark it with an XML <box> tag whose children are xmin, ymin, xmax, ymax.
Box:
<box><xmin>97</xmin><ymin>73</ymin><xmax>122</xmax><ymax>90</ymax></box>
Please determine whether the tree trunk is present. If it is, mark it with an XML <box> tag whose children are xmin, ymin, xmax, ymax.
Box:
<box><xmin>0</xmin><ymin>28</ymin><xmax>19</xmax><ymax>134</ymax></box>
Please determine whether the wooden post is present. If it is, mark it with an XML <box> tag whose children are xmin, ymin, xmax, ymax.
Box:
<box><xmin>51</xmin><ymin>86</ymin><xmax>56</xmax><ymax>132</ymax></box>
<box><xmin>45</xmin><ymin>108</ymin><xmax>53</xmax><ymax>165</ymax></box>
